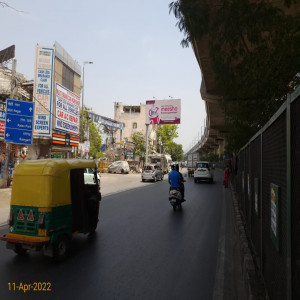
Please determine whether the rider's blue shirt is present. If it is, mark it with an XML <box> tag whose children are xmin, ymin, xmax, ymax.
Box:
<box><xmin>168</xmin><ymin>170</ymin><xmax>181</xmax><ymax>188</ymax></box>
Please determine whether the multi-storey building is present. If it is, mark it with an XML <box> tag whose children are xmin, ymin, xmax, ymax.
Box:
<box><xmin>114</xmin><ymin>102</ymin><xmax>157</xmax><ymax>148</ymax></box>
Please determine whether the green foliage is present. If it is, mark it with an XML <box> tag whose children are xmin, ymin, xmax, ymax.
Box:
<box><xmin>89</xmin><ymin>121</ymin><xmax>103</xmax><ymax>159</ymax></box>
<box><xmin>80</xmin><ymin>106</ymin><xmax>103</xmax><ymax>158</ymax></box>
<box><xmin>170</xmin><ymin>0</ymin><xmax>300</xmax><ymax>152</ymax></box>
<box><xmin>156</xmin><ymin>124</ymin><xmax>179</xmax><ymax>153</ymax></box>
<box><xmin>169</xmin><ymin>0</ymin><xmax>210</xmax><ymax>47</ymax></box>
<box><xmin>131</xmin><ymin>132</ymin><xmax>155</xmax><ymax>160</ymax></box>
<box><xmin>168</xmin><ymin>142</ymin><xmax>184</xmax><ymax>161</ymax></box>
<box><xmin>131</xmin><ymin>132</ymin><xmax>146</xmax><ymax>156</ymax></box>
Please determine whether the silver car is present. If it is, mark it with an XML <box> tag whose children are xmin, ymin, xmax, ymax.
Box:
<box><xmin>141</xmin><ymin>165</ymin><xmax>164</xmax><ymax>182</ymax></box>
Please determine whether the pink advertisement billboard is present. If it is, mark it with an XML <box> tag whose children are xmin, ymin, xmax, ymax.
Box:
<box><xmin>145</xmin><ymin>99</ymin><xmax>181</xmax><ymax>125</ymax></box>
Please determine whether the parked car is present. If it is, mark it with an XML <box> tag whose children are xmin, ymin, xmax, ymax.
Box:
<box><xmin>108</xmin><ymin>161</ymin><xmax>130</xmax><ymax>174</ymax></box>
<box><xmin>194</xmin><ymin>161</ymin><xmax>213</xmax><ymax>183</ymax></box>
<box><xmin>84</xmin><ymin>167</ymin><xmax>101</xmax><ymax>186</ymax></box>
<box><xmin>141</xmin><ymin>165</ymin><xmax>164</xmax><ymax>182</ymax></box>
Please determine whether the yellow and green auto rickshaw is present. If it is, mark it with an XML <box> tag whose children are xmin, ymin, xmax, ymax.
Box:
<box><xmin>0</xmin><ymin>159</ymin><xmax>101</xmax><ymax>260</ymax></box>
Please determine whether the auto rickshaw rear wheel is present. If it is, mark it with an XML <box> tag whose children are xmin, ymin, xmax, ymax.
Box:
<box><xmin>14</xmin><ymin>244</ymin><xmax>27</xmax><ymax>255</ymax></box>
<box><xmin>53</xmin><ymin>235</ymin><xmax>70</xmax><ymax>261</ymax></box>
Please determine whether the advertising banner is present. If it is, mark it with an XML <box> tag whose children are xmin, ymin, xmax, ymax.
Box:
<box><xmin>145</xmin><ymin>99</ymin><xmax>181</xmax><ymax>125</ymax></box>
<box><xmin>33</xmin><ymin>46</ymin><xmax>54</xmax><ymax>136</ymax></box>
<box><xmin>55</xmin><ymin>83</ymin><xmax>80</xmax><ymax>135</ymax></box>
<box><xmin>0</xmin><ymin>102</ymin><xmax>5</xmax><ymax>138</ymax></box>
<box><xmin>88</xmin><ymin>112</ymin><xmax>124</xmax><ymax>130</ymax></box>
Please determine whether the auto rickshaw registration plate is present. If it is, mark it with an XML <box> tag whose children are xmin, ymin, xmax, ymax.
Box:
<box><xmin>38</xmin><ymin>229</ymin><xmax>47</xmax><ymax>236</ymax></box>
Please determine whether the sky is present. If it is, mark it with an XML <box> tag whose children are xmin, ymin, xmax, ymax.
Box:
<box><xmin>1</xmin><ymin>0</ymin><xmax>207</xmax><ymax>152</ymax></box>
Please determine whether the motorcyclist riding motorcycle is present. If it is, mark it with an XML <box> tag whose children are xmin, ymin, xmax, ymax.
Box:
<box><xmin>168</xmin><ymin>164</ymin><xmax>185</xmax><ymax>201</ymax></box>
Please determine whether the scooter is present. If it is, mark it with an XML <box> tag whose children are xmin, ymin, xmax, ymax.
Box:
<box><xmin>169</xmin><ymin>188</ymin><xmax>183</xmax><ymax>211</ymax></box>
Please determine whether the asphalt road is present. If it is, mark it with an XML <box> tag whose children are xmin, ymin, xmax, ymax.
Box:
<box><xmin>0</xmin><ymin>170</ymin><xmax>243</xmax><ymax>300</ymax></box>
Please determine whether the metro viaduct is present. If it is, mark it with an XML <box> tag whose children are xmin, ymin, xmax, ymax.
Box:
<box><xmin>184</xmin><ymin>0</ymin><xmax>298</xmax><ymax>158</ymax></box>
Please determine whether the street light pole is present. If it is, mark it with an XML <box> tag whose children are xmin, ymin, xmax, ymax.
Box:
<box><xmin>81</xmin><ymin>61</ymin><xmax>93</xmax><ymax>156</ymax></box>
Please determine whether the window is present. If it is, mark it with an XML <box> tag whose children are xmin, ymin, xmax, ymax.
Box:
<box><xmin>85</xmin><ymin>168</ymin><xmax>94</xmax><ymax>174</ymax></box>
<box><xmin>62</xmin><ymin>64</ymin><xmax>74</xmax><ymax>91</ymax></box>
<box><xmin>196</xmin><ymin>163</ymin><xmax>209</xmax><ymax>169</ymax></box>
<box><xmin>144</xmin><ymin>166</ymin><xmax>153</xmax><ymax>171</ymax></box>
<box><xmin>132</xmin><ymin>122</ymin><xmax>137</xmax><ymax>129</ymax></box>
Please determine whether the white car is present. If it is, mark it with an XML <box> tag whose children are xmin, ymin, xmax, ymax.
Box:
<box><xmin>108</xmin><ymin>161</ymin><xmax>130</xmax><ymax>174</ymax></box>
<box><xmin>194</xmin><ymin>161</ymin><xmax>213</xmax><ymax>183</ymax></box>
<box><xmin>84</xmin><ymin>168</ymin><xmax>101</xmax><ymax>186</ymax></box>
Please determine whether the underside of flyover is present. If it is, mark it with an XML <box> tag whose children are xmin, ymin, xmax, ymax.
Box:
<box><xmin>184</xmin><ymin>0</ymin><xmax>299</xmax><ymax>157</ymax></box>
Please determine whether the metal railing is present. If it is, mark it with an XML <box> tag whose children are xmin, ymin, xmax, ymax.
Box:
<box><xmin>231</xmin><ymin>85</ymin><xmax>300</xmax><ymax>300</ymax></box>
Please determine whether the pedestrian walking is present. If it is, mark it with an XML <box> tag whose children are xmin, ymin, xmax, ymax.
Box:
<box><xmin>223</xmin><ymin>165</ymin><xmax>230</xmax><ymax>188</ymax></box>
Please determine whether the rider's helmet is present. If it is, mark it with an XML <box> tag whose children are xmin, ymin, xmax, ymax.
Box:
<box><xmin>171</xmin><ymin>164</ymin><xmax>176</xmax><ymax>170</ymax></box>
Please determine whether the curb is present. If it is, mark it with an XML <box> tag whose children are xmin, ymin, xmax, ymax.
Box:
<box><xmin>230</xmin><ymin>185</ymin><xmax>268</xmax><ymax>300</ymax></box>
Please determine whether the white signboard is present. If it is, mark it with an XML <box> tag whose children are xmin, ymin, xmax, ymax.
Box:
<box><xmin>33</xmin><ymin>46</ymin><xmax>54</xmax><ymax>136</ymax></box>
<box><xmin>146</xmin><ymin>99</ymin><xmax>181</xmax><ymax>125</ymax></box>
<box><xmin>55</xmin><ymin>83</ymin><xmax>80</xmax><ymax>135</ymax></box>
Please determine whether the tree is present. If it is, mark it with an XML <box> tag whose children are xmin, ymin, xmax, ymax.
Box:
<box><xmin>79</xmin><ymin>106</ymin><xmax>103</xmax><ymax>158</ymax></box>
<box><xmin>168</xmin><ymin>142</ymin><xmax>184</xmax><ymax>161</ymax></box>
<box><xmin>131</xmin><ymin>132</ymin><xmax>146</xmax><ymax>157</ymax></box>
<box><xmin>156</xmin><ymin>124</ymin><xmax>179</xmax><ymax>153</ymax></box>
<box><xmin>89</xmin><ymin>121</ymin><xmax>104</xmax><ymax>159</ymax></box>
<box><xmin>131</xmin><ymin>131</ymin><xmax>155</xmax><ymax>159</ymax></box>
<box><xmin>170</xmin><ymin>0</ymin><xmax>300</xmax><ymax>151</ymax></box>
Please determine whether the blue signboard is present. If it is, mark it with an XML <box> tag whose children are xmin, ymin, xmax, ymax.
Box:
<box><xmin>4</xmin><ymin>99</ymin><xmax>34</xmax><ymax>145</ymax></box>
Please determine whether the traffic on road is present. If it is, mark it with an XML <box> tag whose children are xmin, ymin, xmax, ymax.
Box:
<box><xmin>0</xmin><ymin>165</ymin><xmax>246</xmax><ymax>299</ymax></box>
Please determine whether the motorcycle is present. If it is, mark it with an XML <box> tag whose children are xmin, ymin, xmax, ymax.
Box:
<box><xmin>169</xmin><ymin>188</ymin><xmax>183</xmax><ymax>211</ymax></box>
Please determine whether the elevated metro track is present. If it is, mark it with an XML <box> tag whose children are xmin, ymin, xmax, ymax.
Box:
<box><xmin>184</xmin><ymin>0</ymin><xmax>300</xmax><ymax>157</ymax></box>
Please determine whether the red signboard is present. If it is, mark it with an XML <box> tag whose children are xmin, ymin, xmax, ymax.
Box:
<box><xmin>0</xmin><ymin>102</ymin><xmax>6</xmax><ymax>138</ymax></box>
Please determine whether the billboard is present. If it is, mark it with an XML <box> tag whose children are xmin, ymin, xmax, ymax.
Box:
<box><xmin>55</xmin><ymin>83</ymin><xmax>80</xmax><ymax>135</ymax></box>
<box><xmin>33</xmin><ymin>46</ymin><xmax>54</xmax><ymax>136</ymax></box>
<box><xmin>88</xmin><ymin>112</ymin><xmax>124</xmax><ymax>130</ymax></box>
<box><xmin>145</xmin><ymin>99</ymin><xmax>181</xmax><ymax>125</ymax></box>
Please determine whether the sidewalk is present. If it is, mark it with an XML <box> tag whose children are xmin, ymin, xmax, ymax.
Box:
<box><xmin>0</xmin><ymin>187</ymin><xmax>11</xmax><ymax>226</ymax></box>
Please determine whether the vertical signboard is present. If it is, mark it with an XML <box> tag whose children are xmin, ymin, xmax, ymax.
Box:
<box><xmin>33</xmin><ymin>46</ymin><xmax>54</xmax><ymax>136</ymax></box>
<box><xmin>0</xmin><ymin>102</ymin><xmax>5</xmax><ymax>138</ymax></box>
<box><xmin>55</xmin><ymin>83</ymin><xmax>80</xmax><ymax>135</ymax></box>
<box><xmin>145</xmin><ymin>99</ymin><xmax>181</xmax><ymax>125</ymax></box>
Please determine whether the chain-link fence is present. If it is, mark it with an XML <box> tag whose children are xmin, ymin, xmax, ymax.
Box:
<box><xmin>231</xmin><ymin>86</ymin><xmax>300</xmax><ymax>300</ymax></box>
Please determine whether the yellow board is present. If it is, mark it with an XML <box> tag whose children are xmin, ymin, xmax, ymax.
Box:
<box><xmin>11</xmin><ymin>159</ymin><xmax>96</xmax><ymax>207</ymax></box>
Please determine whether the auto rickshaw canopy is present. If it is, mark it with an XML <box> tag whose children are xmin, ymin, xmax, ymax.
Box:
<box><xmin>11</xmin><ymin>159</ymin><xmax>97</xmax><ymax>207</ymax></box>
